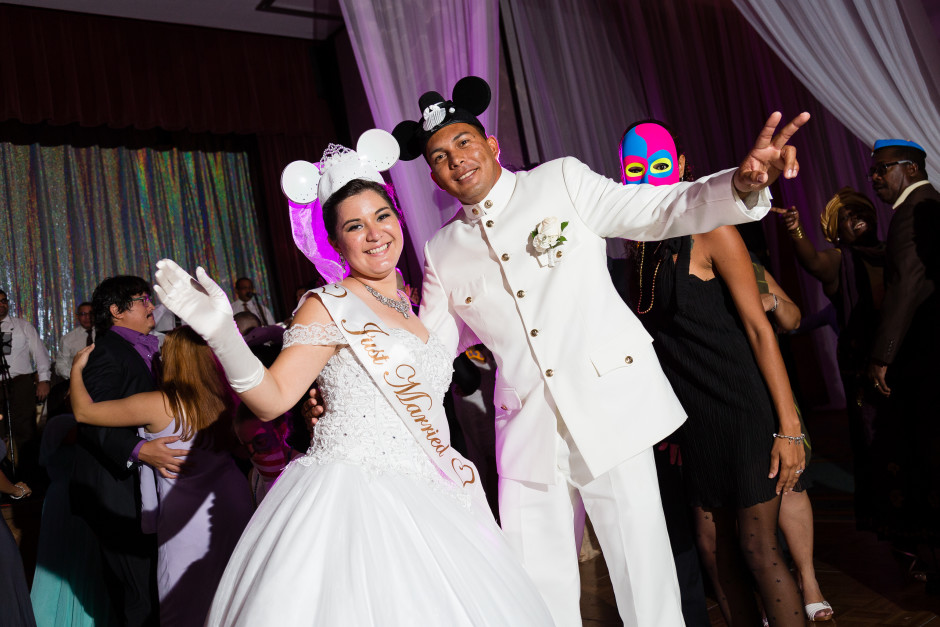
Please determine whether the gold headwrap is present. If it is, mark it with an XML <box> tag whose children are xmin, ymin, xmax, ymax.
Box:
<box><xmin>819</xmin><ymin>186</ymin><xmax>875</xmax><ymax>244</ymax></box>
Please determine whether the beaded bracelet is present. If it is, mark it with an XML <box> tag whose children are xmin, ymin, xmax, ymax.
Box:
<box><xmin>773</xmin><ymin>432</ymin><xmax>805</xmax><ymax>443</ymax></box>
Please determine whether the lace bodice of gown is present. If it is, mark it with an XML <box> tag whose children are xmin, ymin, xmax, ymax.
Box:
<box><xmin>284</xmin><ymin>321</ymin><xmax>459</xmax><ymax>496</ymax></box>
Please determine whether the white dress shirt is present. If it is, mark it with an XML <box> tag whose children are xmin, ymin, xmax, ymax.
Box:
<box><xmin>55</xmin><ymin>325</ymin><xmax>96</xmax><ymax>379</ymax></box>
<box><xmin>231</xmin><ymin>298</ymin><xmax>275</xmax><ymax>326</ymax></box>
<box><xmin>0</xmin><ymin>316</ymin><xmax>52</xmax><ymax>381</ymax></box>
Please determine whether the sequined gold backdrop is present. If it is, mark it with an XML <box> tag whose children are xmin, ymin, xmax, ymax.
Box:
<box><xmin>0</xmin><ymin>140</ymin><xmax>271</xmax><ymax>360</ymax></box>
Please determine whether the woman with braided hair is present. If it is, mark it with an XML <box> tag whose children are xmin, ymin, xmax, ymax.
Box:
<box><xmin>774</xmin><ymin>189</ymin><xmax>885</xmax><ymax>537</ymax></box>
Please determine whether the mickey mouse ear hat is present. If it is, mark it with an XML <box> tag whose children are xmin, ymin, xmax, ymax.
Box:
<box><xmin>392</xmin><ymin>76</ymin><xmax>491</xmax><ymax>161</ymax></box>
<box><xmin>280</xmin><ymin>129</ymin><xmax>400</xmax><ymax>283</ymax></box>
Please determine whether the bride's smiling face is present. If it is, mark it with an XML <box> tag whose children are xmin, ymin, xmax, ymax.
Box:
<box><xmin>331</xmin><ymin>189</ymin><xmax>403</xmax><ymax>279</ymax></box>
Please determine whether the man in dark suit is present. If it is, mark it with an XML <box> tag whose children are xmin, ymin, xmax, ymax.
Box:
<box><xmin>70</xmin><ymin>276</ymin><xmax>186</xmax><ymax>626</ymax></box>
<box><xmin>868</xmin><ymin>139</ymin><xmax>939</xmax><ymax>398</ymax></box>
<box><xmin>867</xmin><ymin>139</ymin><xmax>939</xmax><ymax>578</ymax></box>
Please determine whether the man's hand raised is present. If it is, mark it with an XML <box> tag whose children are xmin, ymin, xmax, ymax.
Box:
<box><xmin>734</xmin><ymin>112</ymin><xmax>810</xmax><ymax>195</ymax></box>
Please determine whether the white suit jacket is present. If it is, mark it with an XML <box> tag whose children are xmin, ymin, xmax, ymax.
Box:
<box><xmin>420</xmin><ymin>158</ymin><xmax>769</xmax><ymax>485</ymax></box>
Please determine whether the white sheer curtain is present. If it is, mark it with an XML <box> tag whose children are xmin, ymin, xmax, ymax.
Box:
<box><xmin>501</xmin><ymin>0</ymin><xmax>649</xmax><ymax>181</ymax></box>
<box><xmin>501</xmin><ymin>0</ymin><xmax>653</xmax><ymax>259</ymax></box>
<box><xmin>338</xmin><ymin>0</ymin><xmax>500</xmax><ymax>265</ymax></box>
<box><xmin>733</xmin><ymin>0</ymin><xmax>940</xmax><ymax>177</ymax></box>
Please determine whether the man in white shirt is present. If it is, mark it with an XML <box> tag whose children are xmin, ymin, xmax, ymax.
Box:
<box><xmin>230</xmin><ymin>277</ymin><xmax>275</xmax><ymax>326</ymax></box>
<box><xmin>54</xmin><ymin>301</ymin><xmax>95</xmax><ymax>379</ymax></box>
<box><xmin>0</xmin><ymin>289</ymin><xmax>51</xmax><ymax>481</ymax></box>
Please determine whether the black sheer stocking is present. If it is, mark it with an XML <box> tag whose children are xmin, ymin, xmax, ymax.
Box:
<box><xmin>737</xmin><ymin>497</ymin><xmax>803</xmax><ymax>626</ymax></box>
<box><xmin>695</xmin><ymin>506</ymin><xmax>760</xmax><ymax>626</ymax></box>
<box><xmin>695</xmin><ymin>497</ymin><xmax>803</xmax><ymax>626</ymax></box>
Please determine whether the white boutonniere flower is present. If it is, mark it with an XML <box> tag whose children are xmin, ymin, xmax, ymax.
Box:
<box><xmin>530</xmin><ymin>217</ymin><xmax>569</xmax><ymax>267</ymax></box>
<box><xmin>531</xmin><ymin>217</ymin><xmax>568</xmax><ymax>252</ymax></box>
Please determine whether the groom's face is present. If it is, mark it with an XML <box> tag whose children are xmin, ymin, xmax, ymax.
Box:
<box><xmin>426</xmin><ymin>123</ymin><xmax>501</xmax><ymax>206</ymax></box>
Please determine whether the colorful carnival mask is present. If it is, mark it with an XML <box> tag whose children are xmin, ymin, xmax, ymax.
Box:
<box><xmin>619</xmin><ymin>122</ymin><xmax>680</xmax><ymax>186</ymax></box>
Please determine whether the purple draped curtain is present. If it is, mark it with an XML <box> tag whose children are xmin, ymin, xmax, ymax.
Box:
<box><xmin>502</xmin><ymin>0</ymin><xmax>887</xmax><ymax>407</ymax></box>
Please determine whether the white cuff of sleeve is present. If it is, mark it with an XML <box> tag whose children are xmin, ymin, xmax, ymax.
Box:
<box><xmin>732</xmin><ymin>185</ymin><xmax>771</xmax><ymax>217</ymax></box>
<box><xmin>206</xmin><ymin>323</ymin><xmax>267</xmax><ymax>393</ymax></box>
<box><xmin>226</xmin><ymin>359</ymin><xmax>266</xmax><ymax>393</ymax></box>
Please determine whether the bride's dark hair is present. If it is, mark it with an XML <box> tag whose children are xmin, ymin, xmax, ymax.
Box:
<box><xmin>322</xmin><ymin>179</ymin><xmax>402</xmax><ymax>240</ymax></box>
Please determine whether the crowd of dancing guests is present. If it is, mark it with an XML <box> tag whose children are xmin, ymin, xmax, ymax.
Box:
<box><xmin>2</xmin><ymin>275</ymin><xmax>307</xmax><ymax>627</ymax></box>
<box><xmin>2</xmin><ymin>78</ymin><xmax>938</xmax><ymax>627</ymax></box>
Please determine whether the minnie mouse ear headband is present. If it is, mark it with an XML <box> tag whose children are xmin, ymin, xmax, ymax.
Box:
<box><xmin>280</xmin><ymin>129</ymin><xmax>399</xmax><ymax>283</ymax></box>
<box><xmin>392</xmin><ymin>76</ymin><xmax>491</xmax><ymax>161</ymax></box>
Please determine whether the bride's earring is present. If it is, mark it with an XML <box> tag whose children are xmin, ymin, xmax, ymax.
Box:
<box><xmin>339</xmin><ymin>253</ymin><xmax>347</xmax><ymax>269</ymax></box>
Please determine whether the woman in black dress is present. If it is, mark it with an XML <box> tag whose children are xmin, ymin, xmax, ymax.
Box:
<box><xmin>620</xmin><ymin>121</ymin><xmax>806</xmax><ymax>626</ymax></box>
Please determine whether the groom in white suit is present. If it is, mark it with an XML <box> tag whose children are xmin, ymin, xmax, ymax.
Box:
<box><xmin>392</xmin><ymin>77</ymin><xmax>808</xmax><ymax>627</ymax></box>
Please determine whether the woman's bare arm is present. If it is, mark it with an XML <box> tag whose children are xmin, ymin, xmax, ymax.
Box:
<box><xmin>771</xmin><ymin>206</ymin><xmax>841</xmax><ymax>295</ymax></box>
<box><xmin>702</xmin><ymin>227</ymin><xmax>805</xmax><ymax>494</ymax></box>
<box><xmin>236</xmin><ymin>295</ymin><xmax>338</xmax><ymax>420</ymax></box>
<box><xmin>762</xmin><ymin>269</ymin><xmax>801</xmax><ymax>332</ymax></box>
<box><xmin>70</xmin><ymin>346</ymin><xmax>173</xmax><ymax>431</ymax></box>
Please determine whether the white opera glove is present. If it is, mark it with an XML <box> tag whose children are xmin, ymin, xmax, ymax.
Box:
<box><xmin>153</xmin><ymin>259</ymin><xmax>265</xmax><ymax>393</ymax></box>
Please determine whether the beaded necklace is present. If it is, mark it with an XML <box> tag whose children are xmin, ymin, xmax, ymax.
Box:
<box><xmin>635</xmin><ymin>242</ymin><xmax>664</xmax><ymax>315</ymax></box>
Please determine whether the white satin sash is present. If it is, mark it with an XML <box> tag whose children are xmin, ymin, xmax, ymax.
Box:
<box><xmin>315</xmin><ymin>284</ymin><xmax>486</xmax><ymax>507</ymax></box>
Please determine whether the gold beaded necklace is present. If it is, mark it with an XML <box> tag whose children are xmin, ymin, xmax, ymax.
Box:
<box><xmin>635</xmin><ymin>242</ymin><xmax>663</xmax><ymax>315</ymax></box>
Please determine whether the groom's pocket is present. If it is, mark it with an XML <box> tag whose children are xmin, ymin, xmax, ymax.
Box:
<box><xmin>451</xmin><ymin>276</ymin><xmax>491</xmax><ymax>341</ymax></box>
<box><xmin>588</xmin><ymin>339</ymin><xmax>650</xmax><ymax>377</ymax></box>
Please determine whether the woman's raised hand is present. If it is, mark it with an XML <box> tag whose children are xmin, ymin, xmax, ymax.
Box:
<box><xmin>770</xmin><ymin>206</ymin><xmax>801</xmax><ymax>232</ymax></box>
<box><xmin>154</xmin><ymin>259</ymin><xmax>265</xmax><ymax>394</ymax></box>
<box><xmin>153</xmin><ymin>259</ymin><xmax>234</xmax><ymax>342</ymax></box>
<box><xmin>71</xmin><ymin>344</ymin><xmax>95</xmax><ymax>373</ymax></box>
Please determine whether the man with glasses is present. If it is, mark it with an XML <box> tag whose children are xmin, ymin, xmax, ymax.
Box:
<box><xmin>0</xmin><ymin>288</ymin><xmax>51</xmax><ymax>485</ymax></box>
<box><xmin>70</xmin><ymin>276</ymin><xmax>186</xmax><ymax>626</ymax></box>
<box><xmin>867</xmin><ymin>139</ymin><xmax>938</xmax><ymax>392</ymax></box>
<box><xmin>867</xmin><ymin>139</ymin><xmax>939</xmax><ymax>580</ymax></box>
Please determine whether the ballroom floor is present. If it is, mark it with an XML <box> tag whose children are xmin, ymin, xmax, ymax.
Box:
<box><xmin>5</xmin><ymin>410</ymin><xmax>940</xmax><ymax>626</ymax></box>
<box><xmin>580</xmin><ymin>408</ymin><xmax>940</xmax><ymax>626</ymax></box>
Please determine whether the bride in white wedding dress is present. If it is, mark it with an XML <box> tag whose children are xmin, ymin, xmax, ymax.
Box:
<box><xmin>153</xmin><ymin>134</ymin><xmax>553</xmax><ymax>626</ymax></box>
